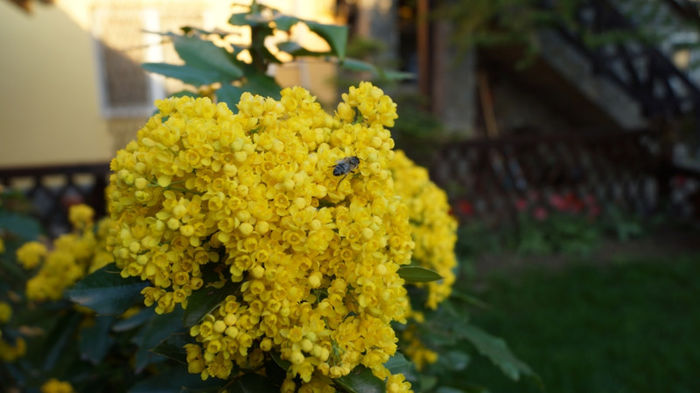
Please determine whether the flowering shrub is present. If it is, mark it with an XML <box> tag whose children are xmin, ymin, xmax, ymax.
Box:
<box><xmin>106</xmin><ymin>83</ymin><xmax>420</xmax><ymax>391</ymax></box>
<box><xmin>389</xmin><ymin>151</ymin><xmax>457</xmax><ymax>309</ymax></box>
<box><xmin>1</xmin><ymin>84</ymin><xmax>531</xmax><ymax>393</ymax></box>
<box><xmin>16</xmin><ymin>205</ymin><xmax>111</xmax><ymax>301</ymax></box>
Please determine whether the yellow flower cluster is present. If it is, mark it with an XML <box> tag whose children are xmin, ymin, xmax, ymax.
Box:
<box><xmin>18</xmin><ymin>205</ymin><xmax>110</xmax><ymax>301</ymax></box>
<box><xmin>40</xmin><ymin>379</ymin><xmax>75</xmax><ymax>393</ymax></box>
<box><xmin>108</xmin><ymin>83</ymin><xmax>414</xmax><ymax>392</ymax></box>
<box><xmin>0</xmin><ymin>237</ymin><xmax>5</xmax><ymax>254</ymax></box>
<box><xmin>0</xmin><ymin>301</ymin><xmax>10</xmax><ymax>323</ymax></box>
<box><xmin>0</xmin><ymin>334</ymin><xmax>25</xmax><ymax>362</ymax></box>
<box><xmin>390</xmin><ymin>151</ymin><xmax>457</xmax><ymax>309</ymax></box>
<box><xmin>16</xmin><ymin>241</ymin><xmax>47</xmax><ymax>269</ymax></box>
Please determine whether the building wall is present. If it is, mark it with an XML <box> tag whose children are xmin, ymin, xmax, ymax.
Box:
<box><xmin>0</xmin><ymin>1</ymin><xmax>113</xmax><ymax>167</ymax></box>
<box><xmin>0</xmin><ymin>0</ymin><xmax>338</xmax><ymax>168</ymax></box>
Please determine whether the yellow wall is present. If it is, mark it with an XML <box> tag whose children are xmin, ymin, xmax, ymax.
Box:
<box><xmin>0</xmin><ymin>1</ymin><xmax>113</xmax><ymax>167</ymax></box>
<box><xmin>0</xmin><ymin>0</ymin><xmax>339</xmax><ymax>168</ymax></box>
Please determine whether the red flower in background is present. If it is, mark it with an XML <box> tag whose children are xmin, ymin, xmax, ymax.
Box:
<box><xmin>457</xmin><ymin>200</ymin><xmax>474</xmax><ymax>216</ymax></box>
<box><xmin>534</xmin><ymin>206</ymin><xmax>548</xmax><ymax>221</ymax></box>
<box><xmin>515</xmin><ymin>198</ymin><xmax>528</xmax><ymax>212</ymax></box>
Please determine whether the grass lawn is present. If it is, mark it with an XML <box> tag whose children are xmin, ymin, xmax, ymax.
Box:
<box><xmin>465</xmin><ymin>254</ymin><xmax>700</xmax><ymax>393</ymax></box>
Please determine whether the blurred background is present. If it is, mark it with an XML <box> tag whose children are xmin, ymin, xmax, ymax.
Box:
<box><xmin>1</xmin><ymin>0</ymin><xmax>700</xmax><ymax>392</ymax></box>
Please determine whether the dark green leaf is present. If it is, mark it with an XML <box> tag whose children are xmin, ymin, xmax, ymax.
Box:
<box><xmin>44</xmin><ymin>313</ymin><xmax>82</xmax><ymax>371</ymax></box>
<box><xmin>133</xmin><ymin>308</ymin><xmax>185</xmax><ymax>372</ymax></box>
<box><xmin>79</xmin><ymin>316</ymin><xmax>115</xmax><ymax>365</ymax></box>
<box><xmin>380</xmin><ymin>70</ymin><xmax>415</xmax><ymax>81</ymax></box>
<box><xmin>462</xmin><ymin>324</ymin><xmax>533</xmax><ymax>381</ymax></box>
<box><xmin>340</xmin><ymin>58</ymin><xmax>377</xmax><ymax>73</ymax></box>
<box><xmin>173</xmin><ymin>35</ymin><xmax>243</xmax><ymax>80</ymax></box>
<box><xmin>242</xmin><ymin>73</ymin><xmax>281</xmax><ymax>99</ymax></box>
<box><xmin>151</xmin><ymin>333</ymin><xmax>189</xmax><ymax>364</ymax></box>
<box><xmin>142</xmin><ymin>63</ymin><xmax>223</xmax><ymax>86</ymax></box>
<box><xmin>0</xmin><ymin>211</ymin><xmax>41</xmax><ymax>241</ymax></box>
<box><xmin>305</xmin><ymin>21</ymin><xmax>348</xmax><ymax>60</ymax></box>
<box><xmin>112</xmin><ymin>307</ymin><xmax>156</xmax><ymax>332</ymax></box>
<box><xmin>398</xmin><ymin>266</ymin><xmax>443</xmax><ymax>283</ymax></box>
<box><xmin>129</xmin><ymin>373</ymin><xmax>222</xmax><ymax>393</ymax></box>
<box><xmin>335</xmin><ymin>366</ymin><xmax>385</xmax><ymax>393</ymax></box>
<box><xmin>183</xmin><ymin>281</ymin><xmax>238</xmax><ymax>327</ymax></box>
<box><xmin>67</xmin><ymin>263</ymin><xmax>147</xmax><ymax>315</ymax></box>
<box><xmin>384</xmin><ymin>352</ymin><xmax>417</xmax><ymax>382</ymax></box>
<box><xmin>217</xmin><ymin>84</ymin><xmax>245</xmax><ymax>112</ymax></box>
<box><xmin>274</xmin><ymin>15</ymin><xmax>300</xmax><ymax>31</ymax></box>
<box><xmin>277</xmin><ymin>41</ymin><xmax>331</xmax><ymax>57</ymax></box>
<box><xmin>229</xmin><ymin>374</ymin><xmax>279</xmax><ymax>393</ymax></box>
<box><xmin>270</xmin><ymin>351</ymin><xmax>291</xmax><ymax>370</ymax></box>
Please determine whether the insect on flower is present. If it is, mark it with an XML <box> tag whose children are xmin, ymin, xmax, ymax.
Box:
<box><xmin>333</xmin><ymin>156</ymin><xmax>360</xmax><ymax>185</ymax></box>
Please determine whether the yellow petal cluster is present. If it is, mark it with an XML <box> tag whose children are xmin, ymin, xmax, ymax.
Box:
<box><xmin>0</xmin><ymin>237</ymin><xmax>5</xmax><ymax>254</ymax></box>
<box><xmin>21</xmin><ymin>205</ymin><xmax>108</xmax><ymax>301</ymax></box>
<box><xmin>40</xmin><ymin>379</ymin><xmax>75</xmax><ymax>393</ymax></box>
<box><xmin>107</xmin><ymin>83</ymin><xmax>415</xmax><ymax>390</ymax></box>
<box><xmin>0</xmin><ymin>335</ymin><xmax>25</xmax><ymax>362</ymax></box>
<box><xmin>389</xmin><ymin>151</ymin><xmax>457</xmax><ymax>309</ymax></box>
<box><xmin>0</xmin><ymin>301</ymin><xmax>10</xmax><ymax>324</ymax></box>
<box><xmin>16</xmin><ymin>241</ymin><xmax>47</xmax><ymax>269</ymax></box>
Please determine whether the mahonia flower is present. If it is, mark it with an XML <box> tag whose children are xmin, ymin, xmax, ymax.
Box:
<box><xmin>40</xmin><ymin>379</ymin><xmax>75</xmax><ymax>393</ymax></box>
<box><xmin>0</xmin><ymin>237</ymin><xmax>5</xmax><ymax>254</ymax></box>
<box><xmin>390</xmin><ymin>151</ymin><xmax>457</xmax><ymax>309</ymax></box>
<box><xmin>0</xmin><ymin>335</ymin><xmax>25</xmax><ymax>362</ymax></box>
<box><xmin>16</xmin><ymin>241</ymin><xmax>47</xmax><ymax>269</ymax></box>
<box><xmin>22</xmin><ymin>205</ymin><xmax>108</xmax><ymax>301</ymax></box>
<box><xmin>108</xmin><ymin>83</ymin><xmax>415</xmax><ymax>391</ymax></box>
<box><xmin>0</xmin><ymin>301</ymin><xmax>10</xmax><ymax>323</ymax></box>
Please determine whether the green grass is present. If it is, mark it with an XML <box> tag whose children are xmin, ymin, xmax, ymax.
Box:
<box><xmin>465</xmin><ymin>254</ymin><xmax>700</xmax><ymax>393</ymax></box>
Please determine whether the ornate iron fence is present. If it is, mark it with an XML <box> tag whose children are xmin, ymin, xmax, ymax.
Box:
<box><xmin>0</xmin><ymin>164</ymin><xmax>110</xmax><ymax>237</ymax></box>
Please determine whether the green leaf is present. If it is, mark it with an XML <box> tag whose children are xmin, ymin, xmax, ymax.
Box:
<box><xmin>270</xmin><ymin>351</ymin><xmax>291</xmax><ymax>370</ymax></box>
<box><xmin>142</xmin><ymin>63</ymin><xmax>223</xmax><ymax>86</ymax></box>
<box><xmin>340</xmin><ymin>58</ymin><xmax>377</xmax><ymax>73</ymax></box>
<box><xmin>112</xmin><ymin>307</ymin><xmax>156</xmax><ymax>332</ymax></box>
<box><xmin>172</xmin><ymin>35</ymin><xmax>243</xmax><ymax>80</ymax></box>
<box><xmin>79</xmin><ymin>315</ymin><xmax>115</xmax><ymax>365</ymax></box>
<box><xmin>44</xmin><ymin>313</ymin><xmax>82</xmax><ymax>371</ymax></box>
<box><xmin>67</xmin><ymin>264</ymin><xmax>148</xmax><ymax>315</ymax></box>
<box><xmin>229</xmin><ymin>13</ymin><xmax>251</xmax><ymax>26</ymax></box>
<box><xmin>129</xmin><ymin>373</ymin><xmax>223</xmax><ymax>393</ymax></box>
<box><xmin>274</xmin><ymin>15</ymin><xmax>300</xmax><ymax>31</ymax></box>
<box><xmin>277</xmin><ymin>41</ymin><xmax>331</xmax><ymax>57</ymax></box>
<box><xmin>133</xmin><ymin>308</ymin><xmax>185</xmax><ymax>372</ymax></box>
<box><xmin>335</xmin><ymin>366</ymin><xmax>385</xmax><ymax>393</ymax></box>
<box><xmin>380</xmin><ymin>70</ymin><xmax>415</xmax><ymax>81</ymax></box>
<box><xmin>384</xmin><ymin>352</ymin><xmax>417</xmax><ymax>382</ymax></box>
<box><xmin>398</xmin><ymin>266</ymin><xmax>443</xmax><ymax>283</ymax></box>
<box><xmin>151</xmin><ymin>333</ymin><xmax>188</xmax><ymax>364</ymax></box>
<box><xmin>183</xmin><ymin>281</ymin><xmax>239</xmax><ymax>327</ymax></box>
<box><xmin>462</xmin><ymin>324</ymin><xmax>533</xmax><ymax>381</ymax></box>
<box><xmin>217</xmin><ymin>84</ymin><xmax>245</xmax><ymax>112</ymax></box>
<box><xmin>242</xmin><ymin>73</ymin><xmax>281</xmax><ymax>99</ymax></box>
<box><xmin>304</xmin><ymin>21</ymin><xmax>348</xmax><ymax>60</ymax></box>
<box><xmin>0</xmin><ymin>211</ymin><xmax>41</xmax><ymax>241</ymax></box>
<box><xmin>229</xmin><ymin>374</ymin><xmax>279</xmax><ymax>393</ymax></box>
